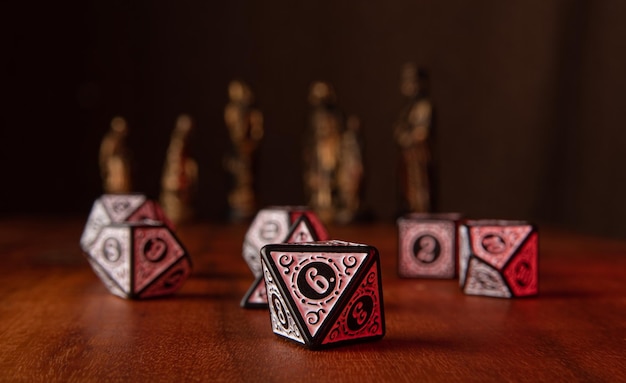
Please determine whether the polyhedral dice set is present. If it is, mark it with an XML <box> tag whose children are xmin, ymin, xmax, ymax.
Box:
<box><xmin>397</xmin><ymin>214</ymin><xmax>539</xmax><ymax>298</ymax></box>
<box><xmin>80</xmin><ymin>194</ymin><xmax>191</xmax><ymax>299</ymax></box>
<box><xmin>80</xmin><ymin>195</ymin><xmax>538</xmax><ymax>350</ymax></box>
<box><xmin>240</xmin><ymin>206</ymin><xmax>329</xmax><ymax>308</ymax></box>
<box><xmin>261</xmin><ymin>240</ymin><xmax>385</xmax><ymax>349</ymax></box>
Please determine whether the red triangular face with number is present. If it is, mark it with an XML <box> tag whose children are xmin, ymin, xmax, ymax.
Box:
<box><xmin>470</xmin><ymin>225</ymin><xmax>532</xmax><ymax>270</ymax></box>
<box><xmin>132</xmin><ymin>227</ymin><xmax>186</xmax><ymax>293</ymax></box>
<box><xmin>503</xmin><ymin>232</ymin><xmax>538</xmax><ymax>297</ymax></box>
<box><xmin>322</xmin><ymin>261</ymin><xmax>384</xmax><ymax>345</ymax></box>
<box><xmin>138</xmin><ymin>257</ymin><xmax>192</xmax><ymax>298</ymax></box>
<box><xmin>268</xmin><ymin>249</ymin><xmax>369</xmax><ymax>338</ymax></box>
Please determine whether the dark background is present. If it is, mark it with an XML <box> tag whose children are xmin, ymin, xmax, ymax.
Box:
<box><xmin>2</xmin><ymin>1</ymin><xmax>626</xmax><ymax>238</ymax></box>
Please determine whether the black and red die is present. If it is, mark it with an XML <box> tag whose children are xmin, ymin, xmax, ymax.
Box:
<box><xmin>260</xmin><ymin>240</ymin><xmax>385</xmax><ymax>349</ymax></box>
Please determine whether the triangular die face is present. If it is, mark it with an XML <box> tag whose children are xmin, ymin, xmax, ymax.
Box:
<box><xmin>464</xmin><ymin>257</ymin><xmax>512</xmax><ymax>298</ymax></box>
<box><xmin>322</xmin><ymin>261</ymin><xmax>384</xmax><ymax>346</ymax></box>
<box><xmin>241</xmin><ymin>275</ymin><xmax>268</xmax><ymax>308</ymax></box>
<box><xmin>87</xmin><ymin>226</ymin><xmax>132</xmax><ymax>294</ymax></box>
<box><xmin>243</xmin><ymin>209</ymin><xmax>291</xmax><ymax>273</ymax></box>
<box><xmin>81</xmin><ymin>201</ymin><xmax>112</xmax><ymax>251</ymax></box>
<box><xmin>290</xmin><ymin>211</ymin><xmax>329</xmax><ymax>241</ymax></box>
<box><xmin>285</xmin><ymin>217</ymin><xmax>319</xmax><ymax>244</ymax></box>
<box><xmin>101</xmin><ymin>194</ymin><xmax>146</xmax><ymax>222</ymax></box>
<box><xmin>133</xmin><ymin>227</ymin><xmax>186</xmax><ymax>293</ymax></box>
<box><xmin>127</xmin><ymin>200</ymin><xmax>176</xmax><ymax>231</ymax></box>
<box><xmin>138</xmin><ymin>257</ymin><xmax>192</xmax><ymax>298</ymax></box>
<box><xmin>263</xmin><ymin>261</ymin><xmax>305</xmax><ymax>344</ymax></box>
<box><xmin>470</xmin><ymin>225</ymin><xmax>532</xmax><ymax>270</ymax></box>
<box><xmin>268</xmin><ymin>249</ymin><xmax>368</xmax><ymax>339</ymax></box>
<box><xmin>503</xmin><ymin>232</ymin><xmax>538</xmax><ymax>297</ymax></box>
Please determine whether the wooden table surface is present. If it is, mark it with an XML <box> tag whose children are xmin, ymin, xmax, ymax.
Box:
<box><xmin>1</xmin><ymin>217</ymin><xmax>625</xmax><ymax>382</ymax></box>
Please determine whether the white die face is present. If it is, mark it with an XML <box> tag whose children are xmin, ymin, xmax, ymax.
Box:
<box><xmin>80</xmin><ymin>200</ymin><xmax>112</xmax><ymax>251</ymax></box>
<box><xmin>463</xmin><ymin>257</ymin><xmax>512</xmax><ymax>298</ymax></box>
<box><xmin>80</xmin><ymin>194</ymin><xmax>148</xmax><ymax>252</ymax></box>
<box><xmin>398</xmin><ymin>219</ymin><xmax>455</xmax><ymax>279</ymax></box>
<box><xmin>243</xmin><ymin>209</ymin><xmax>291</xmax><ymax>275</ymax></box>
<box><xmin>100</xmin><ymin>194</ymin><xmax>147</xmax><ymax>222</ymax></box>
<box><xmin>87</xmin><ymin>225</ymin><xmax>132</xmax><ymax>295</ymax></box>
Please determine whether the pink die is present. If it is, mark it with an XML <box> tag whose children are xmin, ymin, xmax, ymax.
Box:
<box><xmin>261</xmin><ymin>240</ymin><xmax>385</xmax><ymax>349</ymax></box>
<box><xmin>459</xmin><ymin>220</ymin><xmax>538</xmax><ymax>298</ymax></box>
<box><xmin>241</xmin><ymin>206</ymin><xmax>329</xmax><ymax>308</ymax></box>
<box><xmin>397</xmin><ymin>213</ymin><xmax>462</xmax><ymax>279</ymax></box>
<box><xmin>83</xmin><ymin>222</ymin><xmax>192</xmax><ymax>299</ymax></box>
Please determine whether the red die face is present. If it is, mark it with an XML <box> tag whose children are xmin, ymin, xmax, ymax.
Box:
<box><xmin>260</xmin><ymin>241</ymin><xmax>385</xmax><ymax>349</ymax></box>
<box><xmin>397</xmin><ymin>213</ymin><xmax>462</xmax><ymax>279</ymax></box>
<box><xmin>80</xmin><ymin>194</ymin><xmax>174</xmax><ymax>252</ymax></box>
<box><xmin>459</xmin><ymin>220</ymin><xmax>538</xmax><ymax>298</ymax></box>
<box><xmin>241</xmin><ymin>207</ymin><xmax>329</xmax><ymax>308</ymax></box>
<box><xmin>84</xmin><ymin>223</ymin><xmax>191</xmax><ymax>299</ymax></box>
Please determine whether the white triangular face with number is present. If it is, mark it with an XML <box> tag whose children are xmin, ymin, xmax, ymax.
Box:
<box><xmin>263</xmin><ymin>261</ymin><xmax>304</xmax><ymax>344</ymax></box>
<box><xmin>243</xmin><ymin>210</ymin><xmax>291</xmax><ymax>273</ymax></box>
<box><xmin>269</xmin><ymin>250</ymin><xmax>368</xmax><ymax>338</ymax></box>
<box><xmin>88</xmin><ymin>226</ymin><xmax>132</xmax><ymax>294</ymax></box>
<box><xmin>464</xmin><ymin>257</ymin><xmax>511</xmax><ymax>298</ymax></box>
<box><xmin>101</xmin><ymin>194</ymin><xmax>146</xmax><ymax>222</ymax></box>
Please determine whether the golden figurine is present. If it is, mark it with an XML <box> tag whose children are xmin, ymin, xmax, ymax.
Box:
<box><xmin>336</xmin><ymin>115</ymin><xmax>364</xmax><ymax>224</ymax></box>
<box><xmin>224</xmin><ymin>80</ymin><xmax>264</xmax><ymax>221</ymax></box>
<box><xmin>394</xmin><ymin>63</ymin><xmax>434</xmax><ymax>214</ymax></box>
<box><xmin>160</xmin><ymin>114</ymin><xmax>198</xmax><ymax>225</ymax></box>
<box><xmin>99</xmin><ymin>116</ymin><xmax>132</xmax><ymax>194</ymax></box>
<box><xmin>304</xmin><ymin>81</ymin><xmax>344</xmax><ymax>223</ymax></box>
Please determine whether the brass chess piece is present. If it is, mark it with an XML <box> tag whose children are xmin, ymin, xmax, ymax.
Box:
<box><xmin>224</xmin><ymin>80</ymin><xmax>264</xmax><ymax>221</ymax></box>
<box><xmin>394</xmin><ymin>63</ymin><xmax>434</xmax><ymax>214</ymax></box>
<box><xmin>304</xmin><ymin>81</ymin><xmax>345</xmax><ymax>223</ymax></box>
<box><xmin>99</xmin><ymin>116</ymin><xmax>132</xmax><ymax>194</ymax></box>
<box><xmin>160</xmin><ymin>114</ymin><xmax>198</xmax><ymax>225</ymax></box>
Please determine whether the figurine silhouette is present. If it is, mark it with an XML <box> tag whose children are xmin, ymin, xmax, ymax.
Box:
<box><xmin>394</xmin><ymin>63</ymin><xmax>434</xmax><ymax>214</ymax></box>
<box><xmin>99</xmin><ymin>116</ymin><xmax>132</xmax><ymax>194</ymax></box>
<box><xmin>224</xmin><ymin>80</ymin><xmax>264</xmax><ymax>221</ymax></box>
<box><xmin>160</xmin><ymin>114</ymin><xmax>198</xmax><ymax>225</ymax></box>
<box><xmin>304</xmin><ymin>81</ymin><xmax>344</xmax><ymax>223</ymax></box>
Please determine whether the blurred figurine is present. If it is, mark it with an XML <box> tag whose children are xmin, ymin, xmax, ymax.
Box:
<box><xmin>393</xmin><ymin>63</ymin><xmax>434</xmax><ymax>214</ymax></box>
<box><xmin>100</xmin><ymin>116</ymin><xmax>132</xmax><ymax>193</ymax></box>
<box><xmin>336</xmin><ymin>116</ymin><xmax>364</xmax><ymax>224</ymax></box>
<box><xmin>224</xmin><ymin>80</ymin><xmax>264</xmax><ymax>221</ymax></box>
<box><xmin>304</xmin><ymin>81</ymin><xmax>345</xmax><ymax>223</ymax></box>
<box><xmin>160</xmin><ymin>114</ymin><xmax>198</xmax><ymax>225</ymax></box>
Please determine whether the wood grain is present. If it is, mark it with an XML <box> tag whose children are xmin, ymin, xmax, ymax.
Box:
<box><xmin>1</xmin><ymin>217</ymin><xmax>625</xmax><ymax>382</ymax></box>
